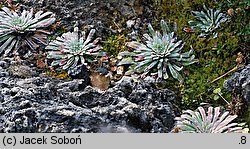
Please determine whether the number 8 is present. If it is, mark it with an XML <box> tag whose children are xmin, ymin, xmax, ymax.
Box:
<box><xmin>241</xmin><ymin>136</ymin><xmax>246</xmax><ymax>144</ymax></box>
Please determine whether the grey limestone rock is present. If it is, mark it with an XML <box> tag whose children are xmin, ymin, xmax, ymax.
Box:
<box><xmin>0</xmin><ymin>71</ymin><xmax>176</xmax><ymax>132</ymax></box>
<box><xmin>0</xmin><ymin>0</ymin><xmax>175</xmax><ymax>133</ymax></box>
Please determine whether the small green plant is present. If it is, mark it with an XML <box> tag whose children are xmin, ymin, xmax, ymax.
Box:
<box><xmin>188</xmin><ymin>4</ymin><xmax>229</xmax><ymax>38</ymax></box>
<box><xmin>213</xmin><ymin>88</ymin><xmax>230</xmax><ymax>105</ymax></box>
<box><xmin>103</xmin><ymin>34</ymin><xmax>128</xmax><ymax>56</ymax></box>
<box><xmin>174</xmin><ymin>106</ymin><xmax>243</xmax><ymax>133</ymax></box>
<box><xmin>118</xmin><ymin>20</ymin><xmax>196</xmax><ymax>81</ymax></box>
<box><xmin>46</xmin><ymin>27</ymin><xmax>103</xmax><ymax>75</ymax></box>
<box><xmin>0</xmin><ymin>7</ymin><xmax>55</xmax><ymax>55</ymax></box>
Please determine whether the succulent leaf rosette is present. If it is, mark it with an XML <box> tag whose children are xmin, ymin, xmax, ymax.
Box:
<box><xmin>46</xmin><ymin>27</ymin><xmax>102</xmax><ymax>75</ymax></box>
<box><xmin>188</xmin><ymin>4</ymin><xmax>229</xmax><ymax>38</ymax></box>
<box><xmin>118</xmin><ymin>20</ymin><xmax>196</xmax><ymax>81</ymax></box>
<box><xmin>0</xmin><ymin>7</ymin><xmax>55</xmax><ymax>55</ymax></box>
<box><xmin>174</xmin><ymin>106</ymin><xmax>243</xmax><ymax>133</ymax></box>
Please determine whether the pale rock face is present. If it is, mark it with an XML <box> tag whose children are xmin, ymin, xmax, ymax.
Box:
<box><xmin>0</xmin><ymin>56</ymin><xmax>176</xmax><ymax>133</ymax></box>
<box><xmin>0</xmin><ymin>0</ymin><xmax>177</xmax><ymax>133</ymax></box>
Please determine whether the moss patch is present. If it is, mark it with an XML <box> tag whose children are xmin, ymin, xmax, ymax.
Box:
<box><xmin>103</xmin><ymin>34</ymin><xmax>129</xmax><ymax>56</ymax></box>
<box><xmin>151</xmin><ymin>0</ymin><xmax>249</xmax><ymax>110</ymax></box>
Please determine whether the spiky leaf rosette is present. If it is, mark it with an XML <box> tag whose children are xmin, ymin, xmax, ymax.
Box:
<box><xmin>0</xmin><ymin>7</ymin><xmax>55</xmax><ymax>55</ymax></box>
<box><xmin>188</xmin><ymin>4</ymin><xmax>229</xmax><ymax>38</ymax></box>
<box><xmin>46</xmin><ymin>27</ymin><xmax>102</xmax><ymax>75</ymax></box>
<box><xmin>174</xmin><ymin>106</ymin><xmax>243</xmax><ymax>133</ymax></box>
<box><xmin>118</xmin><ymin>20</ymin><xmax>196</xmax><ymax>81</ymax></box>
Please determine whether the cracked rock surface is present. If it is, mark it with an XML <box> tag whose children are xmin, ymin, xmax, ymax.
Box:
<box><xmin>0</xmin><ymin>0</ymin><xmax>176</xmax><ymax>133</ymax></box>
<box><xmin>17</xmin><ymin>0</ymin><xmax>154</xmax><ymax>37</ymax></box>
<box><xmin>0</xmin><ymin>58</ymin><xmax>176</xmax><ymax>132</ymax></box>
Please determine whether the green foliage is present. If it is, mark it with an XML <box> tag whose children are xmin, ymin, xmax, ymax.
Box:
<box><xmin>118</xmin><ymin>20</ymin><xmax>196</xmax><ymax>81</ymax></box>
<box><xmin>218</xmin><ymin>0</ymin><xmax>250</xmax><ymax>43</ymax></box>
<box><xmin>46</xmin><ymin>27</ymin><xmax>103</xmax><ymax>75</ymax></box>
<box><xmin>181</xmin><ymin>30</ymin><xmax>239</xmax><ymax>108</ymax></box>
<box><xmin>188</xmin><ymin>4</ymin><xmax>230</xmax><ymax>38</ymax></box>
<box><xmin>0</xmin><ymin>7</ymin><xmax>55</xmax><ymax>56</ymax></box>
<box><xmin>213</xmin><ymin>88</ymin><xmax>222</xmax><ymax>101</ymax></box>
<box><xmin>175</xmin><ymin>106</ymin><xmax>243</xmax><ymax>133</ymax></box>
<box><xmin>152</xmin><ymin>0</ymin><xmax>214</xmax><ymax>36</ymax></box>
<box><xmin>103</xmin><ymin>34</ymin><xmax>128</xmax><ymax>56</ymax></box>
<box><xmin>151</xmin><ymin>0</ymin><xmax>244</xmax><ymax>109</ymax></box>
